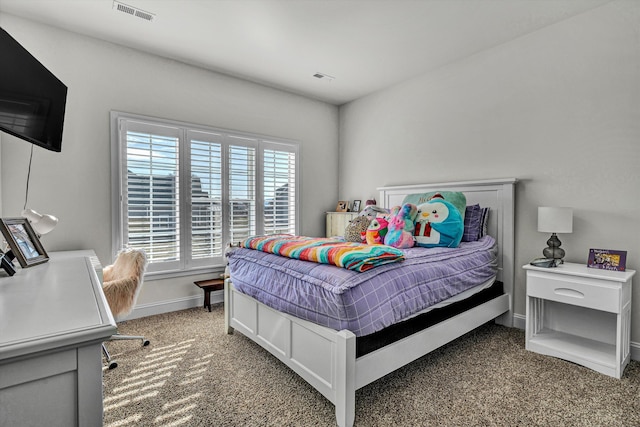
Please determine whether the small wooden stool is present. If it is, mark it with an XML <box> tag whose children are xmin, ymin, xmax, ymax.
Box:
<box><xmin>193</xmin><ymin>278</ymin><xmax>224</xmax><ymax>312</ymax></box>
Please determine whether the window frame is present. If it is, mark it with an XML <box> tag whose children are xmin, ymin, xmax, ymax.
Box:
<box><xmin>110</xmin><ymin>111</ymin><xmax>300</xmax><ymax>279</ymax></box>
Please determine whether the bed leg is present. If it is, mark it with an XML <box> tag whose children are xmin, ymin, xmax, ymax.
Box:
<box><xmin>224</xmin><ymin>279</ymin><xmax>233</xmax><ymax>334</ymax></box>
<box><xmin>335</xmin><ymin>330</ymin><xmax>356</xmax><ymax>427</ymax></box>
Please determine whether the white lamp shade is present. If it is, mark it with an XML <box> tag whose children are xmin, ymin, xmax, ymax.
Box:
<box><xmin>538</xmin><ymin>207</ymin><xmax>573</xmax><ymax>233</ymax></box>
<box><xmin>22</xmin><ymin>208</ymin><xmax>59</xmax><ymax>235</ymax></box>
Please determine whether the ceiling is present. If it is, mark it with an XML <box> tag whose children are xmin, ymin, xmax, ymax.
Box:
<box><xmin>0</xmin><ymin>0</ymin><xmax>610</xmax><ymax>105</ymax></box>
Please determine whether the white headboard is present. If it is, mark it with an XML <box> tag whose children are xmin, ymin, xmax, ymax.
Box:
<box><xmin>378</xmin><ymin>178</ymin><xmax>517</xmax><ymax>326</ymax></box>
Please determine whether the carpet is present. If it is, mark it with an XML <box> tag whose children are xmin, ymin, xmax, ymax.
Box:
<box><xmin>103</xmin><ymin>305</ymin><xmax>640</xmax><ymax>426</ymax></box>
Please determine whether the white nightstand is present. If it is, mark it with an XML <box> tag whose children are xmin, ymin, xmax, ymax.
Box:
<box><xmin>524</xmin><ymin>262</ymin><xmax>635</xmax><ymax>379</ymax></box>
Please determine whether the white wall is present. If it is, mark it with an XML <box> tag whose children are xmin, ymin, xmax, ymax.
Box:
<box><xmin>0</xmin><ymin>14</ymin><xmax>339</xmax><ymax>312</ymax></box>
<box><xmin>339</xmin><ymin>1</ymin><xmax>640</xmax><ymax>337</ymax></box>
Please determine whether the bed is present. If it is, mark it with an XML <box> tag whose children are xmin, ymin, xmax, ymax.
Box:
<box><xmin>224</xmin><ymin>178</ymin><xmax>516</xmax><ymax>427</ymax></box>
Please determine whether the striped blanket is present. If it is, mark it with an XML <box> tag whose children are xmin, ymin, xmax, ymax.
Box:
<box><xmin>239</xmin><ymin>235</ymin><xmax>405</xmax><ymax>272</ymax></box>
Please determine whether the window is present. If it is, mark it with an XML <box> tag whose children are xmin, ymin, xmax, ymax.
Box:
<box><xmin>111</xmin><ymin>112</ymin><xmax>298</xmax><ymax>276</ymax></box>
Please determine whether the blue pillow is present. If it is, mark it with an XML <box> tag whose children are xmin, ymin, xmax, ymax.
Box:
<box><xmin>414</xmin><ymin>199</ymin><xmax>463</xmax><ymax>248</ymax></box>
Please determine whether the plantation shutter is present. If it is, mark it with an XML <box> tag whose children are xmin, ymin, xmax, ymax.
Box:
<box><xmin>263</xmin><ymin>145</ymin><xmax>296</xmax><ymax>235</ymax></box>
<box><xmin>121</xmin><ymin>120</ymin><xmax>181</xmax><ymax>272</ymax></box>
<box><xmin>228</xmin><ymin>137</ymin><xmax>257</xmax><ymax>245</ymax></box>
<box><xmin>114</xmin><ymin>112</ymin><xmax>299</xmax><ymax>276</ymax></box>
<box><xmin>189</xmin><ymin>130</ymin><xmax>223</xmax><ymax>264</ymax></box>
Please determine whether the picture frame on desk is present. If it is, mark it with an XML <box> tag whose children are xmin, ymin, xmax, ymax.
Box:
<box><xmin>587</xmin><ymin>248</ymin><xmax>627</xmax><ymax>272</ymax></box>
<box><xmin>0</xmin><ymin>217</ymin><xmax>49</xmax><ymax>268</ymax></box>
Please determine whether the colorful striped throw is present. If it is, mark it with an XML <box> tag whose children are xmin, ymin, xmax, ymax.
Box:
<box><xmin>240</xmin><ymin>235</ymin><xmax>405</xmax><ymax>272</ymax></box>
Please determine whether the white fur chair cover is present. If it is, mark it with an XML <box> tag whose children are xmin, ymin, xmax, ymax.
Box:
<box><xmin>102</xmin><ymin>248</ymin><xmax>148</xmax><ymax>317</ymax></box>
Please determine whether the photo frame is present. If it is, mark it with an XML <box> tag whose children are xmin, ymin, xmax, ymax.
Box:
<box><xmin>352</xmin><ymin>200</ymin><xmax>361</xmax><ymax>212</ymax></box>
<box><xmin>587</xmin><ymin>248</ymin><xmax>627</xmax><ymax>272</ymax></box>
<box><xmin>336</xmin><ymin>201</ymin><xmax>349</xmax><ymax>212</ymax></box>
<box><xmin>0</xmin><ymin>218</ymin><xmax>49</xmax><ymax>268</ymax></box>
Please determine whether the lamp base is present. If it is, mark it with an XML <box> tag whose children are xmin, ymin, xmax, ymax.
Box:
<box><xmin>543</xmin><ymin>233</ymin><xmax>565</xmax><ymax>264</ymax></box>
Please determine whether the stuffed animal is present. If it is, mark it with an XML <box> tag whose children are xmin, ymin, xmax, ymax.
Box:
<box><xmin>344</xmin><ymin>216</ymin><xmax>371</xmax><ymax>243</ymax></box>
<box><xmin>384</xmin><ymin>203</ymin><xmax>417</xmax><ymax>249</ymax></box>
<box><xmin>365</xmin><ymin>217</ymin><xmax>389</xmax><ymax>245</ymax></box>
<box><xmin>413</xmin><ymin>199</ymin><xmax>463</xmax><ymax>248</ymax></box>
<box><xmin>360</xmin><ymin>205</ymin><xmax>390</xmax><ymax>220</ymax></box>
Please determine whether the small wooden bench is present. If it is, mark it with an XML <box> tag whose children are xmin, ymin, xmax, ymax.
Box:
<box><xmin>193</xmin><ymin>278</ymin><xmax>224</xmax><ymax>311</ymax></box>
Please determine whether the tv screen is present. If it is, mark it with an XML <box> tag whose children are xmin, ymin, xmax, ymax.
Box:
<box><xmin>0</xmin><ymin>27</ymin><xmax>67</xmax><ymax>152</ymax></box>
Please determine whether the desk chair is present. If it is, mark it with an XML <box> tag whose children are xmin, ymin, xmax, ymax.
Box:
<box><xmin>102</xmin><ymin>247</ymin><xmax>149</xmax><ymax>369</ymax></box>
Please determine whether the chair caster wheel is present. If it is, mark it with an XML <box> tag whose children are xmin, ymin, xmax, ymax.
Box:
<box><xmin>143</xmin><ymin>340</ymin><xmax>150</xmax><ymax>346</ymax></box>
<box><xmin>108</xmin><ymin>362</ymin><xmax>118</xmax><ymax>370</ymax></box>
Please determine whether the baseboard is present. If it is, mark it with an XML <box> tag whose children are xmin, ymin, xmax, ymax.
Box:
<box><xmin>120</xmin><ymin>290</ymin><xmax>225</xmax><ymax>321</ymax></box>
<box><xmin>631</xmin><ymin>342</ymin><xmax>640</xmax><ymax>362</ymax></box>
<box><xmin>512</xmin><ymin>312</ymin><xmax>526</xmax><ymax>330</ymax></box>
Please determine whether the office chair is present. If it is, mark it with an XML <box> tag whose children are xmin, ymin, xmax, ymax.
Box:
<box><xmin>102</xmin><ymin>247</ymin><xmax>149</xmax><ymax>369</ymax></box>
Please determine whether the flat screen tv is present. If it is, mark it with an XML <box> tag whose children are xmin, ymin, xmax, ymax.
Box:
<box><xmin>0</xmin><ymin>27</ymin><xmax>67</xmax><ymax>152</ymax></box>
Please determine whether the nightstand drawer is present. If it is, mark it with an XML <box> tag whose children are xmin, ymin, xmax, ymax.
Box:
<box><xmin>527</xmin><ymin>274</ymin><xmax>621</xmax><ymax>313</ymax></box>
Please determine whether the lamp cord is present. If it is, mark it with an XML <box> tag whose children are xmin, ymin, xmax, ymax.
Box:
<box><xmin>24</xmin><ymin>145</ymin><xmax>34</xmax><ymax>211</ymax></box>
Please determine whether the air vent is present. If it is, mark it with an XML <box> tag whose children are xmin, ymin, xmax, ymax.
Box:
<box><xmin>113</xmin><ymin>1</ymin><xmax>155</xmax><ymax>22</ymax></box>
<box><xmin>313</xmin><ymin>72</ymin><xmax>335</xmax><ymax>81</ymax></box>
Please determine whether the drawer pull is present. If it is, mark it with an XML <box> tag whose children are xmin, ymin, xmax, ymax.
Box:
<box><xmin>554</xmin><ymin>288</ymin><xmax>585</xmax><ymax>298</ymax></box>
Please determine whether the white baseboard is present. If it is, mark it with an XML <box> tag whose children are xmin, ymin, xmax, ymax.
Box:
<box><xmin>120</xmin><ymin>290</ymin><xmax>225</xmax><ymax>321</ymax></box>
<box><xmin>631</xmin><ymin>342</ymin><xmax>640</xmax><ymax>362</ymax></box>
<box><xmin>512</xmin><ymin>312</ymin><xmax>526</xmax><ymax>330</ymax></box>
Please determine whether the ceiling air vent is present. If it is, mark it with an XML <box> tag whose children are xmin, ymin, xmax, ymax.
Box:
<box><xmin>313</xmin><ymin>72</ymin><xmax>335</xmax><ymax>82</ymax></box>
<box><xmin>113</xmin><ymin>1</ymin><xmax>155</xmax><ymax>22</ymax></box>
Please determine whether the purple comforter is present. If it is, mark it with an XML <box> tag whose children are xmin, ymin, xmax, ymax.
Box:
<box><xmin>227</xmin><ymin>236</ymin><xmax>497</xmax><ymax>337</ymax></box>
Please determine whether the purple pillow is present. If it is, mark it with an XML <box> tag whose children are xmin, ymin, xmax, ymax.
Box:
<box><xmin>462</xmin><ymin>204</ymin><xmax>482</xmax><ymax>242</ymax></box>
<box><xmin>479</xmin><ymin>207</ymin><xmax>490</xmax><ymax>239</ymax></box>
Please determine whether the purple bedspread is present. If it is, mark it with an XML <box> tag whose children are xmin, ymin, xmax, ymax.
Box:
<box><xmin>227</xmin><ymin>236</ymin><xmax>497</xmax><ymax>337</ymax></box>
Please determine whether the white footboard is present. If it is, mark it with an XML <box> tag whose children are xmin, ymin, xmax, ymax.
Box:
<box><xmin>225</xmin><ymin>280</ymin><xmax>356</xmax><ymax>427</ymax></box>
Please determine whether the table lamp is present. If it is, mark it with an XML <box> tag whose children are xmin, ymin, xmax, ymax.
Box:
<box><xmin>22</xmin><ymin>208</ymin><xmax>58</xmax><ymax>236</ymax></box>
<box><xmin>538</xmin><ymin>207</ymin><xmax>573</xmax><ymax>263</ymax></box>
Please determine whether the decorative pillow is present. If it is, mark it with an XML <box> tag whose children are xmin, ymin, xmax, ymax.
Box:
<box><xmin>402</xmin><ymin>191</ymin><xmax>466</xmax><ymax>221</ymax></box>
<box><xmin>384</xmin><ymin>203</ymin><xmax>417</xmax><ymax>249</ymax></box>
<box><xmin>413</xmin><ymin>199</ymin><xmax>463</xmax><ymax>248</ymax></box>
<box><xmin>479</xmin><ymin>207</ymin><xmax>490</xmax><ymax>238</ymax></box>
<box><xmin>344</xmin><ymin>216</ymin><xmax>371</xmax><ymax>243</ymax></box>
<box><xmin>462</xmin><ymin>204</ymin><xmax>483</xmax><ymax>242</ymax></box>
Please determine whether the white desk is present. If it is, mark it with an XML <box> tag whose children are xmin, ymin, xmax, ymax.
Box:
<box><xmin>0</xmin><ymin>250</ymin><xmax>116</xmax><ymax>426</ymax></box>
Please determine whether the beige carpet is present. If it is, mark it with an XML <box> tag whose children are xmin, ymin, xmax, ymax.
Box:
<box><xmin>103</xmin><ymin>305</ymin><xmax>640</xmax><ymax>426</ymax></box>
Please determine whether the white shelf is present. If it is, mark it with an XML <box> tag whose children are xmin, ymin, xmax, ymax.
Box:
<box><xmin>528</xmin><ymin>328</ymin><xmax>616</xmax><ymax>371</ymax></box>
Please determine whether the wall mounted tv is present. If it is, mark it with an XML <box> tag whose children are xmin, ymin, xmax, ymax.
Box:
<box><xmin>0</xmin><ymin>27</ymin><xmax>67</xmax><ymax>152</ymax></box>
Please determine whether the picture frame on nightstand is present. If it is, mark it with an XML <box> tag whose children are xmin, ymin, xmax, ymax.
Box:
<box><xmin>587</xmin><ymin>248</ymin><xmax>627</xmax><ymax>272</ymax></box>
<box><xmin>336</xmin><ymin>201</ymin><xmax>349</xmax><ymax>212</ymax></box>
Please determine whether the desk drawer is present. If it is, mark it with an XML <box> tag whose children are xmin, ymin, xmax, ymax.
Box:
<box><xmin>527</xmin><ymin>274</ymin><xmax>621</xmax><ymax>313</ymax></box>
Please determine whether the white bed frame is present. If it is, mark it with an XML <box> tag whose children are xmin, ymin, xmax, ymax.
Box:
<box><xmin>224</xmin><ymin>178</ymin><xmax>516</xmax><ymax>427</ymax></box>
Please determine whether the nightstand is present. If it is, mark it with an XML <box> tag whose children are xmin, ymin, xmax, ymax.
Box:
<box><xmin>325</xmin><ymin>212</ymin><xmax>358</xmax><ymax>237</ymax></box>
<box><xmin>524</xmin><ymin>262</ymin><xmax>635</xmax><ymax>378</ymax></box>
